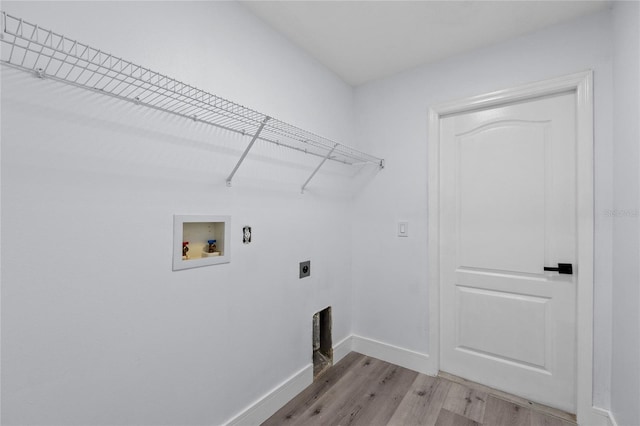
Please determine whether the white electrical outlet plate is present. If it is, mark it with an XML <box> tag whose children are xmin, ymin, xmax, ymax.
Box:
<box><xmin>398</xmin><ymin>221</ymin><xmax>409</xmax><ymax>237</ymax></box>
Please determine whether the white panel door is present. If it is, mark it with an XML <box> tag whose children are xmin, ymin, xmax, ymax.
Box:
<box><xmin>440</xmin><ymin>92</ymin><xmax>577</xmax><ymax>413</ymax></box>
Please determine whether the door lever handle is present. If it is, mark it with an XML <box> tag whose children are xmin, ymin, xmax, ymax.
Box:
<box><xmin>544</xmin><ymin>263</ymin><xmax>573</xmax><ymax>275</ymax></box>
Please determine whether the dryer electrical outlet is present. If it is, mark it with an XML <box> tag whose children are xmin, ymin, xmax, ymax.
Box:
<box><xmin>300</xmin><ymin>261</ymin><xmax>311</xmax><ymax>278</ymax></box>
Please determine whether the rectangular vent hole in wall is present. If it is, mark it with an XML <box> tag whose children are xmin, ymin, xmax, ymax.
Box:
<box><xmin>313</xmin><ymin>306</ymin><xmax>333</xmax><ymax>379</ymax></box>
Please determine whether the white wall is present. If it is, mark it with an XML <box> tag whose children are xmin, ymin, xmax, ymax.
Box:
<box><xmin>352</xmin><ymin>8</ymin><xmax>615</xmax><ymax>410</ymax></box>
<box><xmin>3</xmin><ymin>2</ymin><xmax>639</xmax><ymax>425</ymax></box>
<box><xmin>611</xmin><ymin>2</ymin><xmax>640</xmax><ymax>426</ymax></box>
<box><xmin>1</xmin><ymin>2</ymin><xmax>362</xmax><ymax>425</ymax></box>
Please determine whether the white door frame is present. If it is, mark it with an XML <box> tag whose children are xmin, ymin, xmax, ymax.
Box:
<box><xmin>427</xmin><ymin>71</ymin><xmax>595</xmax><ymax>424</ymax></box>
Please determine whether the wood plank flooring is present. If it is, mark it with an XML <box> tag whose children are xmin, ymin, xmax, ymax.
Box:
<box><xmin>262</xmin><ymin>352</ymin><xmax>577</xmax><ymax>426</ymax></box>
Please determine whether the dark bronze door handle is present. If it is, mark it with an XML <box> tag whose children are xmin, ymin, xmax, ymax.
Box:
<box><xmin>544</xmin><ymin>263</ymin><xmax>573</xmax><ymax>275</ymax></box>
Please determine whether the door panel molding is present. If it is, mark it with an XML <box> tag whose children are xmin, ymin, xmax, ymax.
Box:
<box><xmin>428</xmin><ymin>71</ymin><xmax>596</xmax><ymax>424</ymax></box>
<box><xmin>455</xmin><ymin>285</ymin><xmax>550</xmax><ymax>369</ymax></box>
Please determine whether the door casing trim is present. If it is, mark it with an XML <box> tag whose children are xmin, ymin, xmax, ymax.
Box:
<box><xmin>427</xmin><ymin>71</ymin><xmax>595</xmax><ymax>424</ymax></box>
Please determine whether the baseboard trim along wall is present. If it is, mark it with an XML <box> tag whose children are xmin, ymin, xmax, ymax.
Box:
<box><xmin>223</xmin><ymin>334</ymin><xmax>615</xmax><ymax>426</ymax></box>
<box><xmin>591</xmin><ymin>406</ymin><xmax>619</xmax><ymax>426</ymax></box>
<box><xmin>224</xmin><ymin>363</ymin><xmax>313</xmax><ymax>426</ymax></box>
<box><xmin>223</xmin><ymin>335</ymin><xmax>353</xmax><ymax>426</ymax></box>
<box><xmin>332</xmin><ymin>335</ymin><xmax>354</xmax><ymax>364</ymax></box>
<box><xmin>351</xmin><ymin>335</ymin><xmax>435</xmax><ymax>375</ymax></box>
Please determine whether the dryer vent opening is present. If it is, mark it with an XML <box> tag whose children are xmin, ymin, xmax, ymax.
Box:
<box><xmin>313</xmin><ymin>306</ymin><xmax>333</xmax><ymax>379</ymax></box>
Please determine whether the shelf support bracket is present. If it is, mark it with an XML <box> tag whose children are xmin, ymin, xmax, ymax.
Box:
<box><xmin>226</xmin><ymin>116</ymin><xmax>270</xmax><ymax>187</ymax></box>
<box><xmin>301</xmin><ymin>144</ymin><xmax>338</xmax><ymax>194</ymax></box>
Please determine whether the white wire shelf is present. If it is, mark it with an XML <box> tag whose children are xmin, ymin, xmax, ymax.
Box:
<box><xmin>0</xmin><ymin>11</ymin><xmax>384</xmax><ymax>192</ymax></box>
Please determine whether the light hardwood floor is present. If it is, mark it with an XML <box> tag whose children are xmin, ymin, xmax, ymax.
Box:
<box><xmin>262</xmin><ymin>352</ymin><xmax>577</xmax><ymax>426</ymax></box>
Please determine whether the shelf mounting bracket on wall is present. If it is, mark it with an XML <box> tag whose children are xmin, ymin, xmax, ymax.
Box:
<box><xmin>0</xmin><ymin>11</ymin><xmax>385</xmax><ymax>192</ymax></box>
<box><xmin>301</xmin><ymin>144</ymin><xmax>338</xmax><ymax>194</ymax></box>
<box><xmin>225</xmin><ymin>116</ymin><xmax>270</xmax><ymax>187</ymax></box>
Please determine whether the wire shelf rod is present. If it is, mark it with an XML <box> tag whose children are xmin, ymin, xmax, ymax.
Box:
<box><xmin>301</xmin><ymin>144</ymin><xmax>338</xmax><ymax>194</ymax></box>
<box><xmin>8</xmin><ymin>59</ymin><xmax>353</xmax><ymax>169</ymax></box>
<box><xmin>45</xmin><ymin>50</ymin><xmax>333</xmax><ymax>154</ymax></box>
<box><xmin>226</xmin><ymin>117</ymin><xmax>270</xmax><ymax>187</ymax></box>
<box><xmin>0</xmin><ymin>11</ymin><xmax>384</xmax><ymax>174</ymax></box>
<box><xmin>22</xmin><ymin>44</ymin><xmax>268</xmax><ymax>133</ymax></box>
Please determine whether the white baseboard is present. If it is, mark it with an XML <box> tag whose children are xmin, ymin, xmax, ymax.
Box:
<box><xmin>590</xmin><ymin>407</ymin><xmax>618</xmax><ymax>426</ymax></box>
<box><xmin>333</xmin><ymin>335</ymin><xmax>353</xmax><ymax>363</ymax></box>
<box><xmin>223</xmin><ymin>335</ymin><xmax>353</xmax><ymax>426</ymax></box>
<box><xmin>224</xmin><ymin>334</ymin><xmax>611</xmax><ymax>426</ymax></box>
<box><xmin>223</xmin><ymin>334</ymin><xmax>435</xmax><ymax>425</ymax></box>
<box><xmin>224</xmin><ymin>363</ymin><xmax>313</xmax><ymax>426</ymax></box>
<box><xmin>351</xmin><ymin>334</ymin><xmax>436</xmax><ymax>375</ymax></box>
